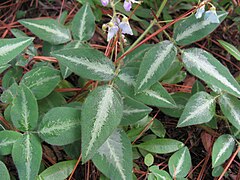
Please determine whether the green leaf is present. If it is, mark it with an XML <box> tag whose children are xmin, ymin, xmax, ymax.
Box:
<box><xmin>124</xmin><ymin>44</ymin><xmax>151</xmax><ymax>67</ymax></box>
<box><xmin>191</xmin><ymin>80</ymin><xmax>205</xmax><ymax>94</ymax></box>
<box><xmin>0</xmin><ymin>161</ymin><xmax>10</xmax><ymax>180</ymax></box>
<box><xmin>38</xmin><ymin>91</ymin><xmax>66</xmax><ymax>118</ymax></box>
<box><xmin>81</xmin><ymin>85</ymin><xmax>123</xmax><ymax>162</ymax></box>
<box><xmin>63</xmin><ymin>140</ymin><xmax>81</xmax><ymax>159</ymax></box>
<box><xmin>0</xmin><ymin>64</ymin><xmax>10</xmax><ymax>74</ymax></box>
<box><xmin>177</xmin><ymin>92</ymin><xmax>216</xmax><ymax>127</ymax></box>
<box><xmin>21</xmin><ymin>66</ymin><xmax>61</xmax><ymax>99</ymax></box>
<box><xmin>168</xmin><ymin>147</ymin><xmax>192</xmax><ymax>178</ymax></box>
<box><xmin>121</xmin><ymin>96</ymin><xmax>152</xmax><ymax>126</ymax></box>
<box><xmin>136</xmin><ymin>139</ymin><xmax>184</xmax><ymax>154</ymax></box>
<box><xmin>12</xmin><ymin>134</ymin><xmax>42</xmax><ymax>180</ymax></box>
<box><xmin>149</xmin><ymin>166</ymin><xmax>172</xmax><ymax>180</ymax></box>
<box><xmin>212</xmin><ymin>166</ymin><xmax>224</xmax><ymax>177</ymax></box>
<box><xmin>1</xmin><ymin>82</ymin><xmax>19</xmax><ymax>104</ymax></box>
<box><xmin>212</xmin><ymin>134</ymin><xmax>235</xmax><ymax>168</ymax></box>
<box><xmin>0</xmin><ymin>130</ymin><xmax>22</xmax><ymax>155</ymax></box>
<box><xmin>11</xmin><ymin>83</ymin><xmax>38</xmax><ymax>131</ymax></box>
<box><xmin>92</xmin><ymin>129</ymin><xmax>133</xmax><ymax>180</ymax></box>
<box><xmin>115</xmin><ymin>67</ymin><xmax>138</xmax><ymax>96</ymax></box>
<box><xmin>182</xmin><ymin>48</ymin><xmax>240</xmax><ymax>98</ymax></box>
<box><xmin>52</xmin><ymin>48</ymin><xmax>115</xmax><ymax>81</ymax></box>
<box><xmin>134</xmin><ymin>83</ymin><xmax>176</xmax><ymax>108</ymax></box>
<box><xmin>135</xmin><ymin>41</ymin><xmax>177</xmax><ymax>92</ymax></box>
<box><xmin>161</xmin><ymin>92</ymin><xmax>191</xmax><ymax>118</ymax></box>
<box><xmin>174</xmin><ymin>11</ymin><xmax>228</xmax><ymax>45</ymax></box>
<box><xmin>11</xmin><ymin>28</ymin><xmax>29</xmax><ymax>37</ymax></box>
<box><xmin>218</xmin><ymin>40</ymin><xmax>240</xmax><ymax>61</ymax></box>
<box><xmin>144</xmin><ymin>153</ymin><xmax>154</xmax><ymax>167</ymax></box>
<box><xmin>150</xmin><ymin>119</ymin><xmax>166</xmax><ymax>138</ymax></box>
<box><xmin>219</xmin><ymin>93</ymin><xmax>240</xmax><ymax>129</ymax></box>
<box><xmin>72</xmin><ymin>3</ymin><xmax>95</xmax><ymax>41</ymax></box>
<box><xmin>0</xmin><ymin>37</ymin><xmax>34</xmax><ymax>65</ymax></box>
<box><xmin>19</xmin><ymin>18</ymin><xmax>71</xmax><ymax>45</ymax></box>
<box><xmin>2</xmin><ymin>67</ymin><xmax>23</xmax><ymax>89</ymax></box>
<box><xmin>38</xmin><ymin>107</ymin><xmax>81</xmax><ymax>146</ymax></box>
<box><xmin>37</xmin><ymin>160</ymin><xmax>77</xmax><ymax>180</ymax></box>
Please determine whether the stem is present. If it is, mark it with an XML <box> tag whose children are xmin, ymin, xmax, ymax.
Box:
<box><xmin>127</xmin><ymin>0</ymin><xmax>168</xmax><ymax>51</ymax></box>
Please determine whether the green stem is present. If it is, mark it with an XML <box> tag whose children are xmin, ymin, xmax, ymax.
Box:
<box><xmin>127</xmin><ymin>0</ymin><xmax>168</xmax><ymax>52</ymax></box>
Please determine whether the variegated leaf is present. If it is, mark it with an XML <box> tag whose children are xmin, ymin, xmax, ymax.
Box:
<box><xmin>212</xmin><ymin>134</ymin><xmax>235</xmax><ymax>168</ymax></box>
<box><xmin>0</xmin><ymin>161</ymin><xmax>10</xmax><ymax>180</ymax></box>
<box><xmin>19</xmin><ymin>18</ymin><xmax>71</xmax><ymax>45</ymax></box>
<box><xmin>135</xmin><ymin>41</ymin><xmax>177</xmax><ymax>93</ymax></box>
<box><xmin>37</xmin><ymin>160</ymin><xmax>77</xmax><ymax>180</ymax></box>
<box><xmin>38</xmin><ymin>91</ymin><xmax>66</xmax><ymax>118</ymax></box>
<box><xmin>0</xmin><ymin>37</ymin><xmax>33</xmax><ymax>65</ymax></box>
<box><xmin>121</xmin><ymin>96</ymin><xmax>152</xmax><ymax>125</ymax></box>
<box><xmin>136</xmin><ymin>139</ymin><xmax>184</xmax><ymax>154</ymax></box>
<box><xmin>182</xmin><ymin>48</ymin><xmax>240</xmax><ymax>98</ymax></box>
<box><xmin>168</xmin><ymin>147</ymin><xmax>192</xmax><ymax>178</ymax></box>
<box><xmin>92</xmin><ymin>129</ymin><xmax>132</xmax><ymax>180</ymax></box>
<box><xmin>134</xmin><ymin>83</ymin><xmax>176</xmax><ymax>108</ymax></box>
<box><xmin>124</xmin><ymin>44</ymin><xmax>151</xmax><ymax>67</ymax></box>
<box><xmin>38</xmin><ymin>107</ymin><xmax>81</xmax><ymax>146</ymax></box>
<box><xmin>149</xmin><ymin>166</ymin><xmax>172</xmax><ymax>180</ymax></box>
<box><xmin>161</xmin><ymin>92</ymin><xmax>191</xmax><ymax>118</ymax></box>
<box><xmin>11</xmin><ymin>83</ymin><xmax>38</xmax><ymax>131</ymax></box>
<box><xmin>177</xmin><ymin>92</ymin><xmax>216</xmax><ymax>127</ymax></box>
<box><xmin>115</xmin><ymin>67</ymin><xmax>138</xmax><ymax>96</ymax></box>
<box><xmin>12</xmin><ymin>133</ymin><xmax>42</xmax><ymax>180</ymax></box>
<box><xmin>81</xmin><ymin>85</ymin><xmax>123</xmax><ymax>162</ymax></box>
<box><xmin>52</xmin><ymin>48</ymin><xmax>115</xmax><ymax>81</ymax></box>
<box><xmin>2</xmin><ymin>66</ymin><xmax>23</xmax><ymax>89</ymax></box>
<box><xmin>218</xmin><ymin>40</ymin><xmax>240</xmax><ymax>61</ymax></box>
<box><xmin>0</xmin><ymin>130</ymin><xmax>22</xmax><ymax>155</ymax></box>
<box><xmin>21</xmin><ymin>66</ymin><xmax>61</xmax><ymax>100</ymax></box>
<box><xmin>219</xmin><ymin>93</ymin><xmax>240</xmax><ymax>129</ymax></box>
<box><xmin>0</xmin><ymin>64</ymin><xmax>10</xmax><ymax>74</ymax></box>
<box><xmin>71</xmin><ymin>3</ymin><xmax>95</xmax><ymax>41</ymax></box>
<box><xmin>1</xmin><ymin>82</ymin><xmax>19</xmax><ymax>103</ymax></box>
<box><xmin>174</xmin><ymin>11</ymin><xmax>228</xmax><ymax>45</ymax></box>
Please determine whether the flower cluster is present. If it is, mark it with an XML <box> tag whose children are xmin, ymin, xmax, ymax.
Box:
<box><xmin>195</xmin><ymin>1</ymin><xmax>220</xmax><ymax>23</ymax></box>
<box><xmin>101</xmin><ymin>0</ymin><xmax>141</xmax><ymax>12</ymax></box>
<box><xmin>102</xmin><ymin>16</ymin><xmax>133</xmax><ymax>41</ymax></box>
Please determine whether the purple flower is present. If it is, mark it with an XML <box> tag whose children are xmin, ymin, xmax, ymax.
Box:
<box><xmin>195</xmin><ymin>5</ymin><xmax>205</xmax><ymax>19</ymax></box>
<box><xmin>123</xmin><ymin>0</ymin><xmax>141</xmax><ymax>12</ymax></box>
<box><xmin>101</xmin><ymin>0</ymin><xmax>109</xmax><ymax>6</ymax></box>
<box><xmin>107</xmin><ymin>22</ymin><xmax>119</xmax><ymax>41</ymax></box>
<box><xmin>119</xmin><ymin>17</ymin><xmax>133</xmax><ymax>35</ymax></box>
